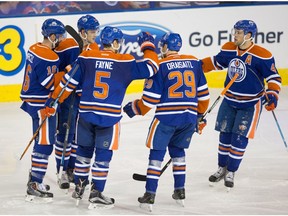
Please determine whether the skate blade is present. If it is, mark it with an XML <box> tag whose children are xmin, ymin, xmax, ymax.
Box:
<box><xmin>175</xmin><ymin>199</ymin><xmax>185</xmax><ymax>207</ymax></box>
<box><xmin>88</xmin><ymin>203</ymin><xmax>114</xmax><ymax>210</ymax></box>
<box><xmin>139</xmin><ymin>203</ymin><xmax>153</xmax><ymax>212</ymax></box>
<box><xmin>226</xmin><ymin>187</ymin><xmax>233</xmax><ymax>192</ymax></box>
<box><xmin>25</xmin><ymin>195</ymin><xmax>53</xmax><ymax>203</ymax></box>
<box><xmin>209</xmin><ymin>181</ymin><xmax>216</xmax><ymax>187</ymax></box>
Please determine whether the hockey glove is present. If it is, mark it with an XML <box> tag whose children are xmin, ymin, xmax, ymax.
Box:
<box><xmin>197</xmin><ymin>114</ymin><xmax>207</xmax><ymax>135</ymax></box>
<box><xmin>123</xmin><ymin>99</ymin><xmax>141</xmax><ymax>118</ymax></box>
<box><xmin>265</xmin><ymin>91</ymin><xmax>278</xmax><ymax>111</ymax></box>
<box><xmin>137</xmin><ymin>32</ymin><xmax>155</xmax><ymax>52</ymax></box>
<box><xmin>44</xmin><ymin>96</ymin><xmax>58</xmax><ymax>117</ymax></box>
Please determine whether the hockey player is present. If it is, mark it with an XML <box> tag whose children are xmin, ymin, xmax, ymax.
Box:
<box><xmin>201</xmin><ymin>20</ymin><xmax>282</xmax><ymax>190</ymax></box>
<box><xmin>53</xmin><ymin>14</ymin><xmax>100</xmax><ymax>190</ymax></box>
<box><xmin>123</xmin><ymin>32</ymin><xmax>210</xmax><ymax>211</ymax></box>
<box><xmin>20</xmin><ymin>18</ymin><xmax>66</xmax><ymax>202</ymax></box>
<box><xmin>44</xmin><ymin>26</ymin><xmax>159</xmax><ymax>209</ymax></box>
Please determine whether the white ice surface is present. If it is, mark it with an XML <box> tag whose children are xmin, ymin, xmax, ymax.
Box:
<box><xmin>0</xmin><ymin>88</ymin><xmax>288</xmax><ymax>215</ymax></box>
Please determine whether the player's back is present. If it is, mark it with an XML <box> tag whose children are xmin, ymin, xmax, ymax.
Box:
<box><xmin>144</xmin><ymin>54</ymin><xmax>209</xmax><ymax>126</ymax></box>
<box><xmin>20</xmin><ymin>43</ymin><xmax>59</xmax><ymax>115</ymax></box>
<box><xmin>76</xmin><ymin>49</ymin><xmax>151</xmax><ymax>126</ymax></box>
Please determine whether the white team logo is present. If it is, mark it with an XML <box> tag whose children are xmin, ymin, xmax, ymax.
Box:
<box><xmin>227</xmin><ymin>58</ymin><xmax>246</xmax><ymax>82</ymax></box>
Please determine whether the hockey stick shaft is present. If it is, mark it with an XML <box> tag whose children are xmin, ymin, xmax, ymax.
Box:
<box><xmin>19</xmin><ymin>64</ymin><xmax>80</xmax><ymax>160</ymax></box>
<box><xmin>133</xmin><ymin>158</ymin><xmax>172</xmax><ymax>181</ymax></box>
<box><xmin>133</xmin><ymin>73</ymin><xmax>239</xmax><ymax>181</ymax></box>
<box><xmin>202</xmin><ymin>73</ymin><xmax>239</xmax><ymax>119</ymax></box>
<box><xmin>58</xmin><ymin>25</ymin><xmax>83</xmax><ymax>173</ymax></box>
<box><xmin>248</xmin><ymin>68</ymin><xmax>287</xmax><ymax>150</ymax></box>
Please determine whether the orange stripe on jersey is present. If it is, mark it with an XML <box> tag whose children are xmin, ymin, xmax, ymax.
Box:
<box><xmin>229</xmin><ymin>149</ymin><xmax>244</xmax><ymax>156</ymax></box>
<box><xmin>110</xmin><ymin>123</ymin><xmax>119</xmax><ymax>150</ymax></box>
<box><xmin>142</xmin><ymin>95</ymin><xmax>160</xmax><ymax>104</ymax></box>
<box><xmin>32</xmin><ymin>162</ymin><xmax>48</xmax><ymax>168</ymax></box>
<box><xmin>219</xmin><ymin>145</ymin><xmax>230</xmax><ymax>152</ymax></box>
<box><xmin>156</xmin><ymin>106</ymin><xmax>197</xmax><ymax>111</ymax></box>
<box><xmin>79</xmin><ymin>105</ymin><xmax>120</xmax><ymax>113</ymax></box>
<box><xmin>45</xmin><ymin>77</ymin><xmax>55</xmax><ymax>90</ymax></box>
<box><xmin>23</xmin><ymin>98</ymin><xmax>47</xmax><ymax>103</ymax></box>
<box><xmin>173</xmin><ymin>166</ymin><xmax>186</xmax><ymax>171</ymax></box>
<box><xmin>92</xmin><ymin>171</ymin><xmax>107</xmax><ymax>176</ymax></box>
<box><xmin>147</xmin><ymin>170</ymin><xmax>161</xmax><ymax>175</ymax></box>
<box><xmin>75</xmin><ymin>167</ymin><xmax>90</xmax><ymax>172</ymax></box>
<box><xmin>247</xmin><ymin>100</ymin><xmax>261</xmax><ymax>139</ymax></box>
<box><xmin>198</xmin><ymin>89</ymin><xmax>209</xmax><ymax>96</ymax></box>
<box><xmin>146</xmin><ymin>118</ymin><xmax>159</xmax><ymax>149</ymax></box>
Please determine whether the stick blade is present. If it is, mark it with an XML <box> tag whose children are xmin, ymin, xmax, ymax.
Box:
<box><xmin>65</xmin><ymin>25</ymin><xmax>83</xmax><ymax>52</ymax></box>
<box><xmin>132</xmin><ymin>173</ymin><xmax>147</xmax><ymax>181</ymax></box>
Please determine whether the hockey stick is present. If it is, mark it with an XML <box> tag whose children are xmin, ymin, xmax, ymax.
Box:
<box><xmin>202</xmin><ymin>73</ymin><xmax>239</xmax><ymax>120</ymax></box>
<box><xmin>132</xmin><ymin>73</ymin><xmax>239</xmax><ymax>181</ymax></box>
<box><xmin>65</xmin><ymin>25</ymin><xmax>83</xmax><ymax>54</ymax></box>
<box><xmin>19</xmin><ymin>64</ymin><xmax>80</xmax><ymax>160</ymax></box>
<box><xmin>248</xmin><ymin>68</ymin><xmax>287</xmax><ymax>150</ymax></box>
<box><xmin>133</xmin><ymin>158</ymin><xmax>172</xmax><ymax>181</ymax></box>
<box><xmin>58</xmin><ymin>25</ymin><xmax>83</xmax><ymax>177</ymax></box>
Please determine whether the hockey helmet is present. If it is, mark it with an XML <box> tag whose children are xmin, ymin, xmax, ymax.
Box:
<box><xmin>233</xmin><ymin>20</ymin><xmax>257</xmax><ymax>38</ymax></box>
<box><xmin>100</xmin><ymin>26</ymin><xmax>123</xmax><ymax>46</ymax></box>
<box><xmin>77</xmin><ymin>15</ymin><xmax>100</xmax><ymax>32</ymax></box>
<box><xmin>41</xmin><ymin>18</ymin><xmax>66</xmax><ymax>38</ymax></box>
<box><xmin>159</xmin><ymin>32</ymin><xmax>182</xmax><ymax>52</ymax></box>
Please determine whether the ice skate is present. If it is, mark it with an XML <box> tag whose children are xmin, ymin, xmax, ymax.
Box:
<box><xmin>138</xmin><ymin>192</ymin><xmax>155</xmax><ymax>212</ymax></box>
<box><xmin>72</xmin><ymin>179</ymin><xmax>88</xmax><ymax>206</ymax></box>
<box><xmin>57</xmin><ymin>171</ymin><xmax>70</xmax><ymax>193</ymax></box>
<box><xmin>224</xmin><ymin>171</ymin><xmax>235</xmax><ymax>192</ymax></box>
<box><xmin>88</xmin><ymin>189</ymin><xmax>115</xmax><ymax>210</ymax></box>
<box><xmin>25</xmin><ymin>182</ymin><xmax>53</xmax><ymax>203</ymax></box>
<box><xmin>172</xmin><ymin>188</ymin><xmax>185</xmax><ymax>207</ymax></box>
<box><xmin>209</xmin><ymin>166</ymin><xmax>226</xmax><ymax>186</ymax></box>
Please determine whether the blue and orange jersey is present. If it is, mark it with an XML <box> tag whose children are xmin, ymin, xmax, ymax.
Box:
<box><xmin>201</xmin><ymin>42</ymin><xmax>282</xmax><ymax>108</ymax></box>
<box><xmin>140</xmin><ymin>53</ymin><xmax>210</xmax><ymax>126</ymax></box>
<box><xmin>53</xmin><ymin>49</ymin><xmax>158</xmax><ymax>127</ymax></box>
<box><xmin>20</xmin><ymin>42</ymin><xmax>59</xmax><ymax>116</ymax></box>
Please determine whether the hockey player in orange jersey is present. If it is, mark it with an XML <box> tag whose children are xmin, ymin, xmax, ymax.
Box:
<box><xmin>53</xmin><ymin>14</ymin><xmax>100</xmax><ymax>191</ymax></box>
<box><xmin>44</xmin><ymin>27</ymin><xmax>159</xmax><ymax>209</ymax></box>
<box><xmin>123</xmin><ymin>32</ymin><xmax>210</xmax><ymax>211</ymax></box>
<box><xmin>201</xmin><ymin>20</ymin><xmax>282</xmax><ymax>190</ymax></box>
<box><xmin>20</xmin><ymin>18</ymin><xmax>66</xmax><ymax>203</ymax></box>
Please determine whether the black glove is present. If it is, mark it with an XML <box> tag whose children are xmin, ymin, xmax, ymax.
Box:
<box><xmin>123</xmin><ymin>100</ymin><xmax>141</xmax><ymax>118</ymax></box>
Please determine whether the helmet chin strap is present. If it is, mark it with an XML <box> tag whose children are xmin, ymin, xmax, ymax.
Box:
<box><xmin>48</xmin><ymin>36</ymin><xmax>58</xmax><ymax>49</ymax></box>
<box><xmin>160</xmin><ymin>47</ymin><xmax>169</xmax><ymax>58</ymax></box>
<box><xmin>239</xmin><ymin>34</ymin><xmax>253</xmax><ymax>48</ymax></box>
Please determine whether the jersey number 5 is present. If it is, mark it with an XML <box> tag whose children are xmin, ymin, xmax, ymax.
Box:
<box><xmin>168</xmin><ymin>70</ymin><xmax>196</xmax><ymax>98</ymax></box>
<box><xmin>94</xmin><ymin>71</ymin><xmax>110</xmax><ymax>99</ymax></box>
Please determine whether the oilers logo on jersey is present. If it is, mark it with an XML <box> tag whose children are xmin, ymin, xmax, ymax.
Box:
<box><xmin>228</xmin><ymin>58</ymin><xmax>246</xmax><ymax>82</ymax></box>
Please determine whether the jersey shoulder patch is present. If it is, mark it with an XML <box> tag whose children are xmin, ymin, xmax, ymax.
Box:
<box><xmin>221</xmin><ymin>41</ymin><xmax>237</xmax><ymax>50</ymax></box>
<box><xmin>30</xmin><ymin>43</ymin><xmax>59</xmax><ymax>61</ymax></box>
<box><xmin>249</xmin><ymin>44</ymin><xmax>272</xmax><ymax>58</ymax></box>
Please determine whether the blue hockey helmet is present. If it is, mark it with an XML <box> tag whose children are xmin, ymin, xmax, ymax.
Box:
<box><xmin>77</xmin><ymin>14</ymin><xmax>100</xmax><ymax>32</ymax></box>
<box><xmin>100</xmin><ymin>26</ymin><xmax>123</xmax><ymax>46</ymax></box>
<box><xmin>233</xmin><ymin>20</ymin><xmax>257</xmax><ymax>38</ymax></box>
<box><xmin>41</xmin><ymin>18</ymin><xmax>66</xmax><ymax>38</ymax></box>
<box><xmin>159</xmin><ymin>32</ymin><xmax>182</xmax><ymax>51</ymax></box>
